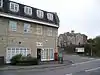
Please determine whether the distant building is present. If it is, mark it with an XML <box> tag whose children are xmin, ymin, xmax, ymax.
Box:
<box><xmin>58</xmin><ymin>31</ymin><xmax>87</xmax><ymax>47</ymax></box>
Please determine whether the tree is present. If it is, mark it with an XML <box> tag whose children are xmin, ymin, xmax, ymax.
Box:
<box><xmin>87</xmin><ymin>37</ymin><xmax>100</xmax><ymax>57</ymax></box>
<box><xmin>93</xmin><ymin>37</ymin><xmax>100</xmax><ymax>56</ymax></box>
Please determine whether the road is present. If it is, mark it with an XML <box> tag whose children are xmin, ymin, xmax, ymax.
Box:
<box><xmin>0</xmin><ymin>55</ymin><xmax>100</xmax><ymax>75</ymax></box>
<box><xmin>63</xmin><ymin>54</ymin><xmax>95</xmax><ymax>63</ymax></box>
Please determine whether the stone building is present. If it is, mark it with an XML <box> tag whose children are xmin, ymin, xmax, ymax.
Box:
<box><xmin>0</xmin><ymin>0</ymin><xmax>59</xmax><ymax>63</ymax></box>
<box><xmin>58</xmin><ymin>31</ymin><xmax>87</xmax><ymax>47</ymax></box>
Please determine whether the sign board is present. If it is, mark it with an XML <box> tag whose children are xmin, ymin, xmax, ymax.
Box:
<box><xmin>75</xmin><ymin>48</ymin><xmax>84</xmax><ymax>52</ymax></box>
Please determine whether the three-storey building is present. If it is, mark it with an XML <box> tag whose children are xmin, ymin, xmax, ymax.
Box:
<box><xmin>0</xmin><ymin>0</ymin><xmax>59</xmax><ymax>63</ymax></box>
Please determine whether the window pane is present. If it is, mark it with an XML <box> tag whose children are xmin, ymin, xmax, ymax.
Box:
<box><xmin>10</xmin><ymin>2</ymin><xmax>19</xmax><ymax>12</ymax></box>
<box><xmin>41</xmin><ymin>49</ymin><xmax>44</xmax><ymax>59</ymax></box>
<box><xmin>24</xmin><ymin>23</ymin><xmax>30</xmax><ymax>33</ymax></box>
<box><xmin>9</xmin><ymin>21</ymin><xmax>17</xmax><ymax>31</ymax></box>
<box><xmin>0</xmin><ymin>0</ymin><xmax>3</xmax><ymax>8</ymax></box>
<box><xmin>47</xmin><ymin>13</ymin><xmax>53</xmax><ymax>21</ymax></box>
<box><xmin>24</xmin><ymin>6</ymin><xmax>32</xmax><ymax>16</ymax></box>
<box><xmin>36</xmin><ymin>25</ymin><xmax>42</xmax><ymax>35</ymax></box>
<box><xmin>49</xmin><ymin>49</ymin><xmax>54</xmax><ymax>59</ymax></box>
<box><xmin>36</xmin><ymin>10</ymin><xmax>44</xmax><ymax>18</ymax></box>
<box><xmin>11</xmin><ymin>3</ymin><xmax>14</xmax><ymax>10</ymax></box>
<box><xmin>47</xmin><ymin>28</ymin><xmax>52</xmax><ymax>36</ymax></box>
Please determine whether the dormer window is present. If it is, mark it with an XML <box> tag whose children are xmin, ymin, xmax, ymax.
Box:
<box><xmin>36</xmin><ymin>10</ymin><xmax>44</xmax><ymax>19</ymax></box>
<box><xmin>47</xmin><ymin>13</ymin><xmax>53</xmax><ymax>21</ymax></box>
<box><xmin>0</xmin><ymin>0</ymin><xmax>3</xmax><ymax>8</ymax></box>
<box><xmin>24</xmin><ymin>6</ymin><xmax>32</xmax><ymax>16</ymax></box>
<box><xmin>10</xmin><ymin>2</ymin><xmax>19</xmax><ymax>12</ymax></box>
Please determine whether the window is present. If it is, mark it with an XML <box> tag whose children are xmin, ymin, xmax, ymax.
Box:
<box><xmin>47</xmin><ymin>28</ymin><xmax>52</xmax><ymax>36</ymax></box>
<box><xmin>55</xmin><ymin>31</ymin><xmax>58</xmax><ymax>36</ymax></box>
<box><xmin>9</xmin><ymin>21</ymin><xmax>17</xmax><ymax>31</ymax></box>
<box><xmin>41</xmin><ymin>48</ymin><xmax>54</xmax><ymax>61</ymax></box>
<box><xmin>24</xmin><ymin>6</ymin><xmax>32</xmax><ymax>16</ymax></box>
<box><xmin>49</xmin><ymin>49</ymin><xmax>54</xmax><ymax>59</ymax></box>
<box><xmin>36</xmin><ymin>25</ymin><xmax>42</xmax><ymax>35</ymax></box>
<box><xmin>0</xmin><ymin>0</ymin><xmax>3</xmax><ymax>8</ymax></box>
<box><xmin>24</xmin><ymin>23</ymin><xmax>30</xmax><ymax>33</ymax></box>
<box><xmin>10</xmin><ymin>2</ymin><xmax>19</xmax><ymax>12</ymax></box>
<box><xmin>47</xmin><ymin>13</ymin><xmax>53</xmax><ymax>21</ymax></box>
<box><xmin>36</xmin><ymin>10</ymin><xmax>44</xmax><ymax>18</ymax></box>
<box><xmin>6</xmin><ymin>47</ymin><xmax>31</xmax><ymax>63</ymax></box>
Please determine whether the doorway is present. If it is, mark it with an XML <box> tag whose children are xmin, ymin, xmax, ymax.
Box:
<box><xmin>37</xmin><ymin>48</ymin><xmax>41</xmax><ymax>61</ymax></box>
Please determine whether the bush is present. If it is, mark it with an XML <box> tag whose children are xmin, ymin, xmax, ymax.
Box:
<box><xmin>18</xmin><ymin>56</ymin><xmax>38</xmax><ymax>65</ymax></box>
<box><xmin>10</xmin><ymin>54</ymin><xmax>22</xmax><ymax>65</ymax></box>
<box><xmin>10</xmin><ymin>54</ymin><xmax>38</xmax><ymax>65</ymax></box>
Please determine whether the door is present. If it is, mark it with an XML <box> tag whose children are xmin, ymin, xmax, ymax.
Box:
<box><xmin>37</xmin><ymin>48</ymin><xmax>41</xmax><ymax>61</ymax></box>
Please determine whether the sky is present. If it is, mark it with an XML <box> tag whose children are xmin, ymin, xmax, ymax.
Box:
<box><xmin>12</xmin><ymin>0</ymin><xmax>100</xmax><ymax>38</ymax></box>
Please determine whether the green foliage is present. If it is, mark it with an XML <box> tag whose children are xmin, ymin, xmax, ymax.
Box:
<box><xmin>10</xmin><ymin>54</ymin><xmax>38</xmax><ymax>65</ymax></box>
<box><xmin>87</xmin><ymin>37</ymin><xmax>100</xmax><ymax>57</ymax></box>
<box><xmin>10</xmin><ymin>54</ymin><xmax>22</xmax><ymax>65</ymax></box>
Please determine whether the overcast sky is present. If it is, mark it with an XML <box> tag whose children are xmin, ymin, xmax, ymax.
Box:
<box><xmin>12</xmin><ymin>0</ymin><xmax>100</xmax><ymax>38</ymax></box>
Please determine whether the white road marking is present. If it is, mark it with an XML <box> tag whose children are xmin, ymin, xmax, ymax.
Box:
<box><xmin>72</xmin><ymin>59</ymin><xmax>100</xmax><ymax>66</ymax></box>
<box><xmin>85</xmin><ymin>67</ymin><xmax>100</xmax><ymax>72</ymax></box>
<box><xmin>65</xmin><ymin>73</ymin><xmax>72</xmax><ymax>75</ymax></box>
<box><xmin>89</xmin><ymin>58</ymin><xmax>95</xmax><ymax>59</ymax></box>
<box><xmin>81</xmin><ymin>57</ymin><xmax>94</xmax><ymax>59</ymax></box>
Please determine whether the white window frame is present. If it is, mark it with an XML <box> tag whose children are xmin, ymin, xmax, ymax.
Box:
<box><xmin>47</xmin><ymin>13</ymin><xmax>53</xmax><ymax>21</ymax></box>
<box><xmin>9</xmin><ymin>2</ymin><xmax>19</xmax><ymax>12</ymax></box>
<box><xmin>41</xmin><ymin>48</ymin><xmax>54</xmax><ymax>61</ymax></box>
<box><xmin>47</xmin><ymin>28</ymin><xmax>52</xmax><ymax>36</ymax></box>
<box><xmin>6</xmin><ymin>47</ymin><xmax>31</xmax><ymax>63</ymax></box>
<box><xmin>24</xmin><ymin>23</ymin><xmax>31</xmax><ymax>33</ymax></box>
<box><xmin>0</xmin><ymin>0</ymin><xmax>3</xmax><ymax>8</ymax></box>
<box><xmin>36</xmin><ymin>10</ymin><xmax>44</xmax><ymax>19</ymax></box>
<box><xmin>24</xmin><ymin>6</ymin><xmax>32</xmax><ymax>16</ymax></box>
<box><xmin>36</xmin><ymin>25</ymin><xmax>42</xmax><ymax>35</ymax></box>
<box><xmin>9</xmin><ymin>21</ymin><xmax>17</xmax><ymax>31</ymax></box>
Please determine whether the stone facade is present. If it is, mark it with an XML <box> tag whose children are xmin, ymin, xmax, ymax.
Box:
<box><xmin>0</xmin><ymin>17</ymin><xmax>58</xmax><ymax>63</ymax></box>
<box><xmin>0</xmin><ymin>0</ymin><xmax>59</xmax><ymax>63</ymax></box>
<box><xmin>58</xmin><ymin>31</ymin><xmax>87</xmax><ymax>47</ymax></box>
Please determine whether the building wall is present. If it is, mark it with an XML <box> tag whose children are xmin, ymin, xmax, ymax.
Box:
<box><xmin>0</xmin><ymin>17</ymin><xmax>58</xmax><ymax>60</ymax></box>
<box><xmin>58</xmin><ymin>32</ymin><xmax>87</xmax><ymax>47</ymax></box>
<box><xmin>0</xmin><ymin>17</ymin><xmax>8</xmax><ymax>57</ymax></box>
<box><xmin>75</xmin><ymin>33</ymin><xmax>84</xmax><ymax>45</ymax></box>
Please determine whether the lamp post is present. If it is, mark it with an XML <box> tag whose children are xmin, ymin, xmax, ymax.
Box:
<box><xmin>90</xmin><ymin>45</ymin><xmax>93</xmax><ymax>56</ymax></box>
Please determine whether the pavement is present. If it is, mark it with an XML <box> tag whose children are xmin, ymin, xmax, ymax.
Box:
<box><xmin>0</xmin><ymin>54</ymin><xmax>94</xmax><ymax>71</ymax></box>
<box><xmin>0</xmin><ymin>60</ymin><xmax>71</xmax><ymax>71</ymax></box>
<box><xmin>0</xmin><ymin>54</ymin><xmax>100</xmax><ymax>75</ymax></box>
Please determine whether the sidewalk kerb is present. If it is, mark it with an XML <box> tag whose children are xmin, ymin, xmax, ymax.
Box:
<box><xmin>0</xmin><ymin>64</ymin><xmax>67</xmax><ymax>71</ymax></box>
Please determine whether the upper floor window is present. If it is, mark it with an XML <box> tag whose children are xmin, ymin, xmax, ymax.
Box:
<box><xmin>10</xmin><ymin>2</ymin><xmax>19</xmax><ymax>12</ymax></box>
<box><xmin>36</xmin><ymin>25</ymin><xmax>42</xmax><ymax>35</ymax></box>
<box><xmin>36</xmin><ymin>10</ymin><xmax>44</xmax><ymax>19</ymax></box>
<box><xmin>0</xmin><ymin>0</ymin><xmax>3</xmax><ymax>8</ymax></box>
<box><xmin>24</xmin><ymin>6</ymin><xmax>32</xmax><ymax>16</ymax></box>
<box><xmin>47</xmin><ymin>28</ymin><xmax>52</xmax><ymax>36</ymax></box>
<box><xmin>47</xmin><ymin>13</ymin><xmax>53</xmax><ymax>21</ymax></box>
<box><xmin>24</xmin><ymin>23</ymin><xmax>30</xmax><ymax>33</ymax></box>
<box><xmin>9</xmin><ymin>21</ymin><xmax>17</xmax><ymax>31</ymax></box>
<box><xmin>55</xmin><ymin>31</ymin><xmax>58</xmax><ymax>36</ymax></box>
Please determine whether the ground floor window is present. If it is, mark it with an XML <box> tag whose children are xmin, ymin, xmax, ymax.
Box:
<box><xmin>6</xmin><ymin>47</ymin><xmax>31</xmax><ymax>63</ymax></box>
<box><xmin>41</xmin><ymin>48</ymin><xmax>54</xmax><ymax>61</ymax></box>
